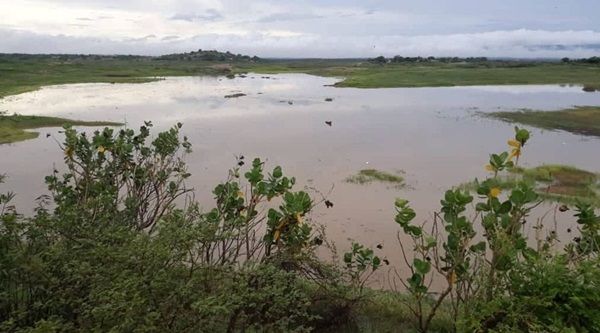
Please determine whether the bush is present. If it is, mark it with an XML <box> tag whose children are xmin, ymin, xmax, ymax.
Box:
<box><xmin>0</xmin><ymin>123</ymin><xmax>384</xmax><ymax>332</ymax></box>
<box><xmin>2</xmin><ymin>122</ymin><xmax>600</xmax><ymax>332</ymax></box>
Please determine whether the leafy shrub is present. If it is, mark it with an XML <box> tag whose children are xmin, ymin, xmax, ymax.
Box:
<box><xmin>393</xmin><ymin>127</ymin><xmax>600</xmax><ymax>332</ymax></box>
<box><xmin>2</xmin><ymin>122</ymin><xmax>600</xmax><ymax>333</ymax></box>
<box><xmin>0</xmin><ymin>123</ymin><xmax>359</xmax><ymax>332</ymax></box>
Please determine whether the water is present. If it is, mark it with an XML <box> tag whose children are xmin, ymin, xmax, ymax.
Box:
<box><xmin>1</xmin><ymin>74</ymin><xmax>600</xmax><ymax>286</ymax></box>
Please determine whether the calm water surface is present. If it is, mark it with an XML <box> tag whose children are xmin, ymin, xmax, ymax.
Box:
<box><xmin>1</xmin><ymin>74</ymin><xmax>600</xmax><ymax>285</ymax></box>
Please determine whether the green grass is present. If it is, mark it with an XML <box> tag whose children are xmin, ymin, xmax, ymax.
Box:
<box><xmin>0</xmin><ymin>114</ymin><xmax>123</xmax><ymax>144</ymax></box>
<box><xmin>315</xmin><ymin>289</ymin><xmax>453</xmax><ymax>333</ymax></box>
<box><xmin>0</xmin><ymin>126</ymin><xmax>39</xmax><ymax>144</ymax></box>
<box><xmin>486</xmin><ymin>106</ymin><xmax>600</xmax><ymax>137</ymax></box>
<box><xmin>459</xmin><ymin>164</ymin><xmax>600</xmax><ymax>207</ymax></box>
<box><xmin>0</xmin><ymin>56</ymin><xmax>235</xmax><ymax>99</ymax></box>
<box><xmin>346</xmin><ymin>169</ymin><xmax>405</xmax><ymax>188</ymax></box>
<box><xmin>241</xmin><ymin>60</ymin><xmax>600</xmax><ymax>89</ymax></box>
<box><xmin>2</xmin><ymin>56</ymin><xmax>600</xmax><ymax>99</ymax></box>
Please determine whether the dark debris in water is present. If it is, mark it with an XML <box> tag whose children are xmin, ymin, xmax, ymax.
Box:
<box><xmin>224</xmin><ymin>93</ymin><xmax>247</xmax><ymax>99</ymax></box>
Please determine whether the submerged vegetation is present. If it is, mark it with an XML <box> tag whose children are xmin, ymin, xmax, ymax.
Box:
<box><xmin>460</xmin><ymin>164</ymin><xmax>600</xmax><ymax>207</ymax></box>
<box><xmin>2</xmin><ymin>123</ymin><xmax>600</xmax><ymax>332</ymax></box>
<box><xmin>487</xmin><ymin>106</ymin><xmax>600</xmax><ymax>137</ymax></box>
<box><xmin>346</xmin><ymin>169</ymin><xmax>405</xmax><ymax>188</ymax></box>
<box><xmin>0</xmin><ymin>114</ymin><xmax>122</xmax><ymax>144</ymax></box>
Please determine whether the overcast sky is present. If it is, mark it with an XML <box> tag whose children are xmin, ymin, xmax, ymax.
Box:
<box><xmin>2</xmin><ymin>0</ymin><xmax>600</xmax><ymax>58</ymax></box>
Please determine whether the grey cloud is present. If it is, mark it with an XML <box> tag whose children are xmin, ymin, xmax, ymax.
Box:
<box><xmin>2</xmin><ymin>27</ymin><xmax>600</xmax><ymax>59</ymax></box>
<box><xmin>257</xmin><ymin>12</ymin><xmax>323</xmax><ymax>23</ymax></box>
<box><xmin>530</xmin><ymin>43</ymin><xmax>600</xmax><ymax>51</ymax></box>
<box><xmin>125</xmin><ymin>34</ymin><xmax>156</xmax><ymax>42</ymax></box>
<box><xmin>170</xmin><ymin>9</ymin><xmax>222</xmax><ymax>22</ymax></box>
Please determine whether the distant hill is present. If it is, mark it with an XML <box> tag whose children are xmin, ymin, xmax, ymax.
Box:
<box><xmin>0</xmin><ymin>50</ymin><xmax>260</xmax><ymax>62</ymax></box>
<box><xmin>158</xmin><ymin>49</ymin><xmax>260</xmax><ymax>62</ymax></box>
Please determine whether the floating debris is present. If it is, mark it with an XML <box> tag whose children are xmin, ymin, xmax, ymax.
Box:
<box><xmin>224</xmin><ymin>93</ymin><xmax>247</xmax><ymax>99</ymax></box>
<box><xmin>325</xmin><ymin>121</ymin><xmax>332</xmax><ymax>126</ymax></box>
<box><xmin>325</xmin><ymin>98</ymin><xmax>334</xmax><ymax>102</ymax></box>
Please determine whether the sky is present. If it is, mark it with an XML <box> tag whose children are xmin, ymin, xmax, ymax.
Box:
<box><xmin>1</xmin><ymin>0</ymin><xmax>600</xmax><ymax>58</ymax></box>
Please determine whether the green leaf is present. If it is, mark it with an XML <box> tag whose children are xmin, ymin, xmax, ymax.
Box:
<box><xmin>476</xmin><ymin>202</ymin><xmax>490</xmax><ymax>211</ymax></box>
<box><xmin>497</xmin><ymin>200</ymin><xmax>512</xmax><ymax>214</ymax></box>
<box><xmin>470</xmin><ymin>241</ymin><xmax>486</xmax><ymax>253</ymax></box>
<box><xmin>413</xmin><ymin>258</ymin><xmax>431</xmax><ymax>275</ymax></box>
<box><xmin>343</xmin><ymin>252</ymin><xmax>352</xmax><ymax>264</ymax></box>
<box><xmin>272</xmin><ymin>166</ymin><xmax>282</xmax><ymax>178</ymax></box>
<box><xmin>515</xmin><ymin>127</ymin><xmax>530</xmax><ymax>145</ymax></box>
<box><xmin>372</xmin><ymin>256</ymin><xmax>381</xmax><ymax>270</ymax></box>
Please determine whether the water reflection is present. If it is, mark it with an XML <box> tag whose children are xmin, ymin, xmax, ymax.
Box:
<box><xmin>1</xmin><ymin>74</ymin><xmax>599</xmax><ymax>286</ymax></box>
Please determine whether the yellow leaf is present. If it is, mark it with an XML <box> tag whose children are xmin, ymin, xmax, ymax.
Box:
<box><xmin>295</xmin><ymin>212</ymin><xmax>303</xmax><ymax>225</ymax></box>
<box><xmin>507</xmin><ymin>139</ymin><xmax>521</xmax><ymax>148</ymax></box>
<box><xmin>447</xmin><ymin>271</ymin><xmax>457</xmax><ymax>285</ymax></box>
<box><xmin>485</xmin><ymin>164</ymin><xmax>495</xmax><ymax>172</ymax></box>
<box><xmin>510</xmin><ymin>148</ymin><xmax>521</xmax><ymax>158</ymax></box>
<box><xmin>277</xmin><ymin>220</ymin><xmax>286</xmax><ymax>230</ymax></box>
<box><xmin>97</xmin><ymin>145</ymin><xmax>105</xmax><ymax>153</ymax></box>
<box><xmin>273</xmin><ymin>229</ymin><xmax>281</xmax><ymax>242</ymax></box>
<box><xmin>237</xmin><ymin>191</ymin><xmax>244</xmax><ymax>198</ymax></box>
<box><xmin>489</xmin><ymin>187</ymin><xmax>502</xmax><ymax>198</ymax></box>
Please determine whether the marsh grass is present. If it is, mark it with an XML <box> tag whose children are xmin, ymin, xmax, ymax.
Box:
<box><xmin>3</xmin><ymin>56</ymin><xmax>600</xmax><ymax>99</ymax></box>
<box><xmin>244</xmin><ymin>61</ymin><xmax>600</xmax><ymax>89</ymax></box>
<box><xmin>460</xmin><ymin>164</ymin><xmax>600</xmax><ymax>206</ymax></box>
<box><xmin>0</xmin><ymin>56</ymin><xmax>235</xmax><ymax>98</ymax></box>
<box><xmin>0</xmin><ymin>126</ymin><xmax>38</xmax><ymax>144</ymax></box>
<box><xmin>486</xmin><ymin>106</ymin><xmax>600</xmax><ymax>137</ymax></box>
<box><xmin>315</xmin><ymin>290</ymin><xmax>454</xmax><ymax>333</ymax></box>
<box><xmin>583</xmin><ymin>84</ymin><xmax>600</xmax><ymax>92</ymax></box>
<box><xmin>346</xmin><ymin>169</ymin><xmax>405</xmax><ymax>188</ymax></box>
<box><xmin>0</xmin><ymin>114</ymin><xmax>123</xmax><ymax>144</ymax></box>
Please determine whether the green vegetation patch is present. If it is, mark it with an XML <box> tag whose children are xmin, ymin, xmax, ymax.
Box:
<box><xmin>0</xmin><ymin>126</ymin><xmax>39</xmax><ymax>144</ymax></box>
<box><xmin>0</xmin><ymin>55</ymin><xmax>239</xmax><ymax>99</ymax></box>
<box><xmin>0</xmin><ymin>114</ymin><xmax>123</xmax><ymax>144</ymax></box>
<box><xmin>486</xmin><ymin>106</ymin><xmax>600</xmax><ymax>137</ymax></box>
<box><xmin>243</xmin><ymin>60</ymin><xmax>600</xmax><ymax>89</ymax></box>
<box><xmin>2</xmin><ymin>55</ymin><xmax>600</xmax><ymax>98</ymax></box>
<box><xmin>346</xmin><ymin>169</ymin><xmax>405</xmax><ymax>188</ymax></box>
<box><xmin>460</xmin><ymin>164</ymin><xmax>600</xmax><ymax>206</ymax></box>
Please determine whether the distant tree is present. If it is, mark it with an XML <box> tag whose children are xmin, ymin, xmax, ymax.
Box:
<box><xmin>370</xmin><ymin>56</ymin><xmax>387</xmax><ymax>64</ymax></box>
<box><xmin>561</xmin><ymin>57</ymin><xmax>570</xmax><ymax>63</ymax></box>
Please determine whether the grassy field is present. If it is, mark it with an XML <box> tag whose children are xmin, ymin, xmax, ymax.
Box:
<box><xmin>2</xmin><ymin>56</ymin><xmax>600</xmax><ymax>99</ymax></box>
<box><xmin>242</xmin><ymin>60</ymin><xmax>600</xmax><ymax>88</ymax></box>
<box><xmin>0</xmin><ymin>114</ymin><xmax>122</xmax><ymax>144</ymax></box>
<box><xmin>487</xmin><ymin>106</ymin><xmax>600</xmax><ymax>137</ymax></box>
<box><xmin>0</xmin><ymin>56</ymin><xmax>234</xmax><ymax>98</ymax></box>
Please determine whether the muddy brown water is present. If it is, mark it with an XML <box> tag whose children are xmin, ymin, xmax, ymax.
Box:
<box><xmin>1</xmin><ymin>74</ymin><xmax>600</xmax><ymax>288</ymax></box>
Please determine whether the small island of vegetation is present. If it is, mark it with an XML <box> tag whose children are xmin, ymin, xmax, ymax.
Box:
<box><xmin>487</xmin><ymin>106</ymin><xmax>600</xmax><ymax>137</ymax></box>
<box><xmin>0</xmin><ymin>114</ymin><xmax>122</xmax><ymax>144</ymax></box>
